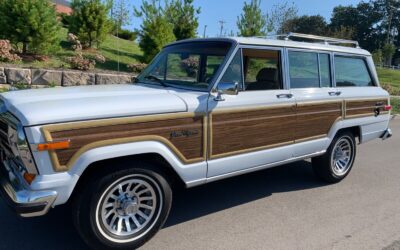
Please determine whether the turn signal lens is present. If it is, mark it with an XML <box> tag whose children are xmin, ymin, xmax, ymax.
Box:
<box><xmin>37</xmin><ymin>140</ymin><xmax>70</xmax><ymax>151</ymax></box>
<box><xmin>384</xmin><ymin>105</ymin><xmax>392</xmax><ymax>111</ymax></box>
<box><xmin>23</xmin><ymin>172</ymin><xmax>36</xmax><ymax>185</ymax></box>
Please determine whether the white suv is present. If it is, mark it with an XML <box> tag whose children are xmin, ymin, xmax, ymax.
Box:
<box><xmin>0</xmin><ymin>33</ymin><xmax>393</xmax><ymax>249</ymax></box>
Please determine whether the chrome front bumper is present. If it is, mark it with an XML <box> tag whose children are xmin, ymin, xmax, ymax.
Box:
<box><xmin>0</xmin><ymin>160</ymin><xmax>57</xmax><ymax>217</ymax></box>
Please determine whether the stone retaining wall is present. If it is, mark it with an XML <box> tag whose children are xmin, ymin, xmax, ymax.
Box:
<box><xmin>0</xmin><ymin>67</ymin><xmax>136</xmax><ymax>87</ymax></box>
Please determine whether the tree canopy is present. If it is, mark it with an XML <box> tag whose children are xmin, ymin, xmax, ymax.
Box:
<box><xmin>69</xmin><ymin>0</ymin><xmax>112</xmax><ymax>48</ymax></box>
<box><xmin>237</xmin><ymin>0</ymin><xmax>267</xmax><ymax>37</ymax></box>
<box><xmin>0</xmin><ymin>0</ymin><xmax>61</xmax><ymax>54</ymax></box>
<box><xmin>134</xmin><ymin>0</ymin><xmax>176</xmax><ymax>63</ymax></box>
<box><xmin>166</xmin><ymin>0</ymin><xmax>200</xmax><ymax>40</ymax></box>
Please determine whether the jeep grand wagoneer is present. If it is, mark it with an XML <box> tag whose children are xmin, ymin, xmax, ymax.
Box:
<box><xmin>0</xmin><ymin>33</ymin><xmax>392</xmax><ymax>249</ymax></box>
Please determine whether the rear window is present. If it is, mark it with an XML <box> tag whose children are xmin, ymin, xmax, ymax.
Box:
<box><xmin>335</xmin><ymin>56</ymin><xmax>374</xmax><ymax>87</ymax></box>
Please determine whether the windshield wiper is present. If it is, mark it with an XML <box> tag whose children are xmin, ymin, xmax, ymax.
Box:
<box><xmin>143</xmin><ymin>75</ymin><xmax>168</xmax><ymax>87</ymax></box>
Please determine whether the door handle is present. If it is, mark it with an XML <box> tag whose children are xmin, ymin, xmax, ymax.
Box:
<box><xmin>276</xmin><ymin>94</ymin><xmax>293</xmax><ymax>99</ymax></box>
<box><xmin>328</xmin><ymin>91</ymin><xmax>342</xmax><ymax>96</ymax></box>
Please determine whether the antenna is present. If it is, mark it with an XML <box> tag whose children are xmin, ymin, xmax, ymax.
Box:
<box><xmin>218</xmin><ymin>20</ymin><xmax>226</xmax><ymax>37</ymax></box>
<box><xmin>203</xmin><ymin>25</ymin><xmax>207</xmax><ymax>38</ymax></box>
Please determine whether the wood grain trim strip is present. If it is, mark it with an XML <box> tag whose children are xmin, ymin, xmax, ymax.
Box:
<box><xmin>41</xmin><ymin>113</ymin><xmax>207</xmax><ymax>172</ymax></box>
<box><xmin>344</xmin><ymin>97</ymin><xmax>389</xmax><ymax>119</ymax></box>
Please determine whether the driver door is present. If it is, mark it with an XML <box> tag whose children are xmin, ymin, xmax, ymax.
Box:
<box><xmin>207</xmin><ymin>47</ymin><xmax>296</xmax><ymax>178</ymax></box>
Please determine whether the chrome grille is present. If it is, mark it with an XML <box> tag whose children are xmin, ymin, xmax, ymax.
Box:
<box><xmin>0</xmin><ymin>116</ymin><xmax>12</xmax><ymax>156</ymax></box>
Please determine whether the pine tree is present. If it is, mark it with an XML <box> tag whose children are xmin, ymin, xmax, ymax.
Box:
<box><xmin>0</xmin><ymin>0</ymin><xmax>61</xmax><ymax>54</ymax></box>
<box><xmin>237</xmin><ymin>0</ymin><xmax>267</xmax><ymax>37</ymax></box>
<box><xmin>135</xmin><ymin>0</ymin><xmax>176</xmax><ymax>63</ymax></box>
<box><xmin>166</xmin><ymin>0</ymin><xmax>200</xmax><ymax>40</ymax></box>
<box><xmin>69</xmin><ymin>0</ymin><xmax>112</xmax><ymax>48</ymax></box>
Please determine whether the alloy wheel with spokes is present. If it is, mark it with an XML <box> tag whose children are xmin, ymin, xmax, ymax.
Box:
<box><xmin>312</xmin><ymin>131</ymin><xmax>356</xmax><ymax>183</ymax></box>
<box><xmin>331</xmin><ymin>137</ymin><xmax>353</xmax><ymax>176</ymax></box>
<box><xmin>96</xmin><ymin>174</ymin><xmax>163</xmax><ymax>243</ymax></box>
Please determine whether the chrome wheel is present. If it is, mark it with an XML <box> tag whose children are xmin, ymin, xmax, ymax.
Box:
<box><xmin>95</xmin><ymin>174</ymin><xmax>163</xmax><ymax>243</ymax></box>
<box><xmin>331</xmin><ymin>137</ymin><xmax>354</xmax><ymax>176</ymax></box>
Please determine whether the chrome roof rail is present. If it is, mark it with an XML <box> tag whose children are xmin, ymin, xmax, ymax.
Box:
<box><xmin>255</xmin><ymin>32</ymin><xmax>360</xmax><ymax>48</ymax></box>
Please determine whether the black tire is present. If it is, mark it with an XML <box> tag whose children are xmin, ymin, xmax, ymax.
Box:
<box><xmin>72</xmin><ymin>163</ymin><xmax>172</xmax><ymax>250</ymax></box>
<box><xmin>312</xmin><ymin>131</ymin><xmax>356</xmax><ymax>183</ymax></box>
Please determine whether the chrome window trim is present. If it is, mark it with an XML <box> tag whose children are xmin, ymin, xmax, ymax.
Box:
<box><xmin>218</xmin><ymin>44</ymin><xmax>286</xmax><ymax>92</ymax></box>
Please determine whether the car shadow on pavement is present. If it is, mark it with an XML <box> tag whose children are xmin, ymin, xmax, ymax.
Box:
<box><xmin>165</xmin><ymin>160</ymin><xmax>327</xmax><ymax>228</ymax></box>
<box><xmin>0</xmin><ymin>160</ymin><xmax>327</xmax><ymax>250</ymax></box>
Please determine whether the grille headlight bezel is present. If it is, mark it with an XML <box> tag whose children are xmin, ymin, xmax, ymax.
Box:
<box><xmin>2</xmin><ymin>113</ymin><xmax>38</xmax><ymax>175</ymax></box>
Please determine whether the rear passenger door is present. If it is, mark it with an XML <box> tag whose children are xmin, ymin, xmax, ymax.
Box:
<box><xmin>207</xmin><ymin>46</ymin><xmax>296</xmax><ymax>178</ymax></box>
<box><xmin>287</xmin><ymin>49</ymin><xmax>343</xmax><ymax>157</ymax></box>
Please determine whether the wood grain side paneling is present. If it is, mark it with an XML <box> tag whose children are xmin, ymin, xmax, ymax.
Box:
<box><xmin>345</xmin><ymin>98</ymin><xmax>389</xmax><ymax>118</ymax></box>
<box><xmin>210</xmin><ymin>105</ymin><xmax>296</xmax><ymax>158</ymax></box>
<box><xmin>295</xmin><ymin>101</ymin><xmax>343</xmax><ymax>141</ymax></box>
<box><xmin>43</xmin><ymin>114</ymin><xmax>206</xmax><ymax>172</ymax></box>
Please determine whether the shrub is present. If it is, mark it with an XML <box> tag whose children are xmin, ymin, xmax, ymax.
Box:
<box><xmin>0</xmin><ymin>0</ymin><xmax>61</xmax><ymax>55</ymax></box>
<box><xmin>0</xmin><ymin>40</ymin><xmax>21</xmax><ymax>62</ymax></box>
<box><xmin>67</xmin><ymin>52</ymin><xmax>106</xmax><ymax>71</ymax></box>
<box><xmin>181</xmin><ymin>57</ymin><xmax>199</xmax><ymax>77</ymax></box>
<box><xmin>67</xmin><ymin>33</ymin><xmax>82</xmax><ymax>51</ymax></box>
<box><xmin>67</xmin><ymin>53</ymin><xmax>96</xmax><ymax>71</ymax></box>
<box><xmin>114</xmin><ymin>29</ymin><xmax>137</xmax><ymax>41</ymax></box>
<box><xmin>127</xmin><ymin>63</ymin><xmax>148</xmax><ymax>73</ymax></box>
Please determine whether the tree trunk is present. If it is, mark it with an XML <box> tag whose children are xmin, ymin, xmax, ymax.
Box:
<box><xmin>22</xmin><ymin>43</ymin><xmax>27</xmax><ymax>54</ymax></box>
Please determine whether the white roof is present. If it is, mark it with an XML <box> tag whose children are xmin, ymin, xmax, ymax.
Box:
<box><xmin>170</xmin><ymin>37</ymin><xmax>371</xmax><ymax>56</ymax></box>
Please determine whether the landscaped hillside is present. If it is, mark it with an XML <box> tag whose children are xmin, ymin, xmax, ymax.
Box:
<box><xmin>0</xmin><ymin>28</ymin><xmax>142</xmax><ymax>73</ymax></box>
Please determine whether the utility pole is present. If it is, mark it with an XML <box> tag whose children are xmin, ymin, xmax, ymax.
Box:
<box><xmin>203</xmin><ymin>25</ymin><xmax>207</xmax><ymax>38</ymax></box>
<box><xmin>219</xmin><ymin>20</ymin><xmax>226</xmax><ymax>37</ymax></box>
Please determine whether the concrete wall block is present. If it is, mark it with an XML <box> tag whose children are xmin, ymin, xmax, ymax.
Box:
<box><xmin>32</xmin><ymin>69</ymin><xmax>62</xmax><ymax>86</ymax></box>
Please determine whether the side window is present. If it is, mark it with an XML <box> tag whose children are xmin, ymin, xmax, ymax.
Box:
<box><xmin>220</xmin><ymin>50</ymin><xmax>243</xmax><ymax>88</ymax></box>
<box><xmin>242</xmin><ymin>49</ymin><xmax>282</xmax><ymax>91</ymax></box>
<box><xmin>166</xmin><ymin>53</ymin><xmax>200</xmax><ymax>82</ymax></box>
<box><xmin>335</xmin><ymin>56</ymin><xmax>374</xmax><ymax>87</ymax></box>
<box><xmin>289</xmin><ymin>51</ymin><xmax>332</xmax><ymax>88</ymax></box>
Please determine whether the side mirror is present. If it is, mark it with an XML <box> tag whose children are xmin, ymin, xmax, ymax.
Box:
<box><xmin>214</xmin><ymin>82</ymin><xmax>239</xmax><ymax>101</ymax></box>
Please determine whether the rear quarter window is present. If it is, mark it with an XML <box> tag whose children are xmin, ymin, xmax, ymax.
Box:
<box><xmin>335</xmin><ymin>56</ymin><xmax>375</xmax><ymax>87</ymax></box>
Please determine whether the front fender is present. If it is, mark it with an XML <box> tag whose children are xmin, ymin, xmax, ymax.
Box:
<box><xmin>68</xmin><ymin>140</ymin><xmax>207</xmax><ymax>187</ymax></box>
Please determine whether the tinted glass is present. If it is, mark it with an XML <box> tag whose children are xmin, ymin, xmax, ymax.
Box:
<box><xmin>220</xmin><ymin>50</ymin><xmax>243</xmax><ymax>88</ymax></box>
<box><xmin>243</xmin><ymin>49</ymin><xmax>281</xmax><ymax>91</ymax></box>
<box><xmin>319</xmin><ymin>54</ymin><xmax>331</xmax><ymax>87</ymax></box>
<box><xmin>289</xmin><ymin>51</ymin><xmax>319</xmax><ymax>88</ymax></box>
<box><xmin>335</xmin><ymin>56</ymin><xmax>373</xmax><ymax>87</ymax></box>
<box><xmin>138</xmin><ymin>42</ymin><xmax>232</xmax><ymax>90</ymax></box>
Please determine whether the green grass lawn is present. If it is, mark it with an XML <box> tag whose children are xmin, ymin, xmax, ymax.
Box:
<box><xmin>0</xmin><ymin>28</ymin><xmax>142</xmax><ymax>72</ymax></box>
<box><xmin>377</xmin><ymin>67</ymin><xmax>400</xmax><ymax>96</ymax></box>
<box><xmin>391</xmin><ymin>97</ymin><xmax>400</xmax><ymax>114</ymax></box>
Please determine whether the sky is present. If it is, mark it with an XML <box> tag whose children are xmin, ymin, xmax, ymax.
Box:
<box><xmin>124</xmin><ymin>0</ymin><xmax>363</xmax><ymax>37</ymax></box>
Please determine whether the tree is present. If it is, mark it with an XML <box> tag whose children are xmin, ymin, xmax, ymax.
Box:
<box><xmin>237</xmin><ymin>0</ymin><xmax>267</xmax><ymax>37</ymax></box>
<box><xmin>267</xmin><ymin>2</ymin><xmax>298</xmax><ymax>34</ymax></box>
<box><xmin>281</xmin><ymin>15</ymin><xmax>328</xmax><ymax>36</ymax></box>
<box><xmin>330</xmin><ymin>3</ymin><xmax>381</xmax><ymax>51</ymax></box>
<box><xmin>166</xmin><ymin>0</ymin><xmax>200</xmax><ymax>40</ymax></box>
<box><xmin>134</xmin><ymin>0</ymin><xmax>176</xmax><ymax>63</ymax></box>
<box><xmin>110</xmin><ymin>0</ymin><xmax>131</xmax><ymax>34</ymax></box>
<box><xmin>382</xmin><ymin>43</ymin><xmax>396</xmax><ymax>65</ymax></box>
<box><xmin>69</xmin><ymin>0</ymin><xmax>112</xmax><ymax>48</ymax></box>
<box><xmin>0</xmin><ymin>0</ymin><xmax>61</xmax><ymax>54</ymax></box>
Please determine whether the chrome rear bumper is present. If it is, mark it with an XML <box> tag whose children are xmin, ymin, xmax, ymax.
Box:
<box><xmin>381</xmin><ymin>128</ymin><xmax>393</xmax><ymax>140</ymax></box>
<box><xmin>0</xmin><ymin>160</ymin><xmax>57</xmax><ymax>217</ymax></box>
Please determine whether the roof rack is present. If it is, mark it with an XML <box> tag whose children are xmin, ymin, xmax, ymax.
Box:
<box><xmin>257</xmin><ymin>32</ymin><xmax>360</xmax><ymax>48</ymax></box>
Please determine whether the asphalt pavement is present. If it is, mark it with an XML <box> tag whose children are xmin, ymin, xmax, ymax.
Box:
<box><xmin>1</xmin><ymin>118</ymin><xmax>399</xmax><ymax>250</ymax></box>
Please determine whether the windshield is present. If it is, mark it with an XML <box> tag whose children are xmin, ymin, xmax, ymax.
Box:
<box><xmin>137</xmin><ymin>41</ymin><xmax>233</xmax><ymax>90</ymax></box>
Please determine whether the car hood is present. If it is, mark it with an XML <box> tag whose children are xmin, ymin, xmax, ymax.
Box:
<box><xmin>0</xmin><ymin>84</ymin><xmax>188</xmax><ymax>126</ymax></box>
